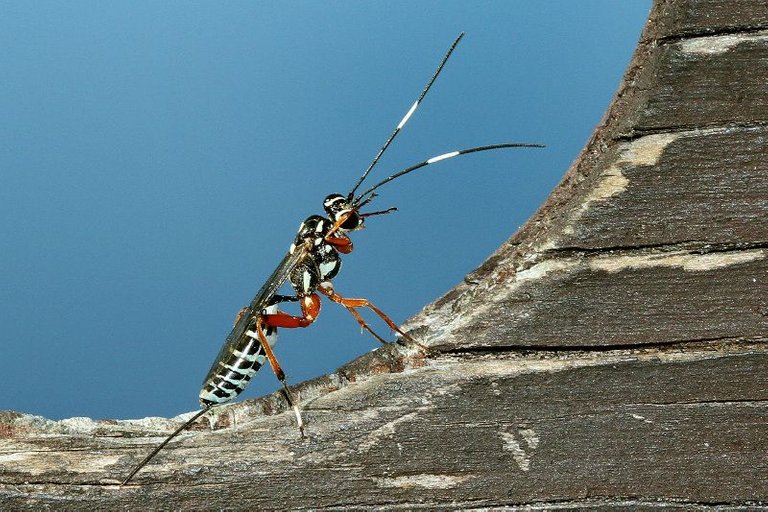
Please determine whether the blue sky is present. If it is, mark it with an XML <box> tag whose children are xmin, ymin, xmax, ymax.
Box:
<box><xmin>1</xmin><ymin>2</ymin><xmax>651</xmax><ymax>420</ymax></box>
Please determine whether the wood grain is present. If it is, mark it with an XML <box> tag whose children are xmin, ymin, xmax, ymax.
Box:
<box><xmin>2</xmin><ymin>1</ymin><xmax>767</xmax><ymax>509</ymax></box>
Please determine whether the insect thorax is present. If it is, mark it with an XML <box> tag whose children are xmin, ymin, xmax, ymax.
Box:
<box><xmin>288</xmin><ymin>215</ymin><xmax>342</xmax><ymax>295</ymax></box>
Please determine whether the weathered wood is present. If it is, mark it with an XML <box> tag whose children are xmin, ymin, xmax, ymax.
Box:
<box><xmin>1</xmin><ymin>0</ymin><xmax>767</xmax><ymax>509</ymax></box>
<box><xmin>652</xmin><ymin>0</ymin><xmax>768</xmax><ymax>37</ymax></box>
<box><xmin>413</xmin><ymin>251</ymin><xmax>766</xmax><ymax>351</ymax></box>
<box><xmin>621</xmin><ymin>35</ymin><xmax>768</xmax><ymax>132</ymax></box>
<box><xmin>1</xmin><ymin>346</ymin><xmax>766</xmax><ymax>509</ymax></box>
<box><xmin>557</xmin><ymin>127</ymin><xmax>768</xmax><ymax>248</ymax></box>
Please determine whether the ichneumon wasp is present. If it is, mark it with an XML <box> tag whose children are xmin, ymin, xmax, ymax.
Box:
<box><xmin>121</xmin><ymin>32</ymin><xmax>543</xmax><ymax>485</ymax></box>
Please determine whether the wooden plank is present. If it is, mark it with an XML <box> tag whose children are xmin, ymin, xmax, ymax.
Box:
<box><xmin>619</xmin><ymin>33</ymin><xmax>768</xmax><ymax>133</ymax></box>
<box><xmin>410</xmin><ymin>249</ymin><xmax>766</xmax><ymax>350</ymax></box>
<box><xmin>654</xmin><ymin>0</ymin><xmax>768</xmax><ymax>36</ymax></box>
<box><xmin>553</xmin><ymin>126</ymin><xmax>768</xmax><ymax>250</ymax></box>
<box><xmin>1</xmin><ymin>349</ymin><xmax>765</xmax><ymax>508</ymax></box>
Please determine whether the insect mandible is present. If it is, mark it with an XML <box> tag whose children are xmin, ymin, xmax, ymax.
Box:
<box><xmin>121</xmin><ymin>32</ymin><xmax>543</xmax><ymax>485</ymax></box>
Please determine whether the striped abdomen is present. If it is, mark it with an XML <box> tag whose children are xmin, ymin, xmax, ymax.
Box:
<box><xmin>199</xmin><ymin>305</ymin><xmax>278</xmax><ymax>406</ymax></box>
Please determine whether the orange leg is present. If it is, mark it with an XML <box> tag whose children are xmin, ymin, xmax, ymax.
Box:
<box><xmin>324</xmin><ymin>211</ymin><xmax>352</xmax><ymax>239</ymax></box>
<box><xmin>246</xmin><ymin>320</ymin><xmax>306</xmax><ymax>438</ymax></box>
<box><xmin>317</xmin><ymin>284</ymin><xmax>414</xmax><ymax>345</ymax></box>
<box><xmin>324</xmin><ymin>211</ymin><xmax>354</xmax><ymax>254</ymax></box>
<box><xmin>261</xmin><ymin>294</ymin><xmax>321</xmax><ymax>328</ymax></box>
<box><xmin>234</xmin><ymin>295</ymin><xmax>299</xmax><ymax>326</ymax></box>
<box><xmin>325</xmin><ymin>232</ymin><xmax>353</xmax><ymax>254</ymax></box>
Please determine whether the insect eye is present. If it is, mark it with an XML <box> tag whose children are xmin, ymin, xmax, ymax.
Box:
<box><xmin>340</xmin><ymin>212</ymin><xmax>362</xmax><ymax>230</ymax></box>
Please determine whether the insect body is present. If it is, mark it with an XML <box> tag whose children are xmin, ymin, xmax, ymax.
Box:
<box><xmin>121</xmin><ymin>32</ymin><xmax>543</xmax><ymax>485</ymax></box>
<box><xmin>197</xmin><ymin>207</ymin><xmax>397</xmax><ymax>418</ymax></box>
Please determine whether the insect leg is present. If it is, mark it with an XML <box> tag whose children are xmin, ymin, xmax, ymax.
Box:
<box><xmin>324</xmin><ymin>229</ymin><xmax>353</xmax><ymax>254</ymax></box>
<box><xmin>247</xmin><ymin>319</ymin><xmax>306</xmax><ymax>438</ymax></box>
<box><xmin>324</xmin><ymin>211</ymin><xmax>353</xmax><ymax>240</ymax></box>
<box><xmin>233</xmin><ymin>294</ymin><xmax>299</xmax><ymax>326</ymax></box>
<box><xmin>260</xmin><ymin>293</ymin><xmax>321</xmax><ymax>328</ymax></box>
<box><xmin>270</xmin><ymin>294</ymin><xmax>300</xmax><ymax>304</ymax></box>
<box><xmin>317</xmin><ymin>284</ymin><xmax>415</xmax><ymax>345</ymax></box>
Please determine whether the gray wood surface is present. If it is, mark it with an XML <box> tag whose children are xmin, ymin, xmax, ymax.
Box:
<box><xmin>2</xmin><ymin>1</ymin><xmax>766</xmax><ymax>509</ymax></box>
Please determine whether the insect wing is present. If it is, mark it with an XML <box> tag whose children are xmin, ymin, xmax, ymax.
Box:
<box><xmin>201</xmin><ymin>246</ymin><xmax>308</xmax><ymax>385</ymax></box>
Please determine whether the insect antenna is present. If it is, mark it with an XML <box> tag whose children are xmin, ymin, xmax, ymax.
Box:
<box><xmin>360</xmin><ymin>207</ymin><xmax>398</xmax><ymax>218</ymax></box>
<box><xmin>347</xmin><ymin>32</ymin><xmax>465</xmax><ymax>201</ymax></box>
<box><xmin>353</xmin><ymin>142</ymin><xmax>545</xmax><ymax>205</ymax></box>
<box><xmin>121</xmin><ymin>406</ymin><xmax>211</xmax><ymax>485</ymax></box>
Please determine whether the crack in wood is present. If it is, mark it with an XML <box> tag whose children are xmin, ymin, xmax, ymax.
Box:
<box><xmin>679</xmin><ymin>29</ymin><xmax>768</xmax><ymax>55</ymax></box>
<box><xmin>546</xmin><ymin>240</ymin><xmax>768</xmax><ymax>258</ymax></box>
<box><xmin>440</xmin><ymin>337</ymin><xmax>767</xmax><ymax>356</ymax></box>
<box><xmin>657</xmin><ymin>25</ymin><xmax>768</xmax><ymax>46</ymax></box>
<box><xmin>613</xmin><ymin>119</ymin><xmax>768</xmax><ymax>142</ymax></box>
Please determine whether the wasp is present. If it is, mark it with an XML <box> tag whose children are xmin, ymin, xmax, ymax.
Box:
<box><xmin>121</xmin><ymin>32</ymin><xmax>542</xmax><ymax>484</ymax></box>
